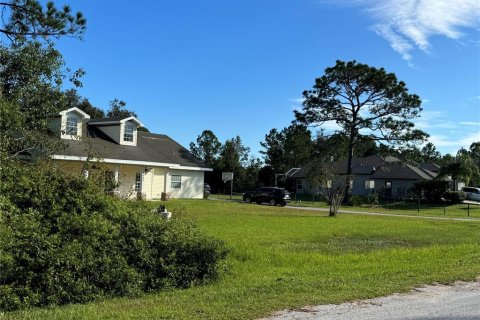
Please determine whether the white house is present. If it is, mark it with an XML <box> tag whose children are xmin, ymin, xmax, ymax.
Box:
<box><xmin>51</xmin><ymin>107</ymin><xmax>212</xmax><ymax>199</ymax></box>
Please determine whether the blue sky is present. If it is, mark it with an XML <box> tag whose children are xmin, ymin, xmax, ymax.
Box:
<box><xmin>57</xmin><ymin>0</ymin><xmax>480</xmax><ymax>158</ymax></box>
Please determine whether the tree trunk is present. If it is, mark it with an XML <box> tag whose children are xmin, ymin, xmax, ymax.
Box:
<box><xmin>343</xmin><ymin>127</ymin><xmax>355</xmax><ymax>204</ymax></box>
<box><xmin>329</xmin><ymin>194</ymin><xmax>338</xmax><ymax>216</ymax></box>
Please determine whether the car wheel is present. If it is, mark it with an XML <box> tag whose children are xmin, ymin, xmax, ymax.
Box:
<box><xmin>280</xmin><ymin>202</ymin><xmax>287</xmax><ymax>207</ymax></box>
<box><xmin>269</xmin><ymin>199</ymin><xmax>276</xmax><ymax>206</ymax></box>
<box><xmin>244</xmin><ymin>197</ymin><xmax>252</xmax><ymax>204</ymax></box>
<box><xmin>256</xmin><ymin>201</ymin><xmax>262</xmax><ymax>205</ymax></box>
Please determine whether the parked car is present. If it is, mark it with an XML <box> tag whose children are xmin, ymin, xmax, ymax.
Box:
<box><xmin>243</xmin><ymin>187</ymin><xmax>290</xmax><ymax>206</ymax></box>
<box><xmin>461</xmin><ymin>187</ymin><xmax>480</xmax><ymax>202</ymax></box>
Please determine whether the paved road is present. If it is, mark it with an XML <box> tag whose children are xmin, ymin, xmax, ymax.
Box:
<box><xmin>260</xmin><ymin>281</ymin><xmax>480</xmax><ymax>320</ymax></box>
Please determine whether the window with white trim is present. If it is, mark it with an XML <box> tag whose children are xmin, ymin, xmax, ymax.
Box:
<box><xmin>135</xmin><ymin>172</ymin><xmax>142</xmax><ymax>192</ymax></box>
<box><xmin>171</xmin><ymin>175</ymin><xmax>181</xmax><ymax>189</ymax></box>
<box><xmin>124</xmin><ymin>123</ymin><xmax>134</xmax><ymax>142</ymax></box>
<box><xmin>66</xmin><ymin>117</ymin><xmax>78</xmax><ymax>135</ymax></box>
<box><xmin>365</xmin><ymin>180</ymin><xmax>374</xmax><ymax>189</ymax></box>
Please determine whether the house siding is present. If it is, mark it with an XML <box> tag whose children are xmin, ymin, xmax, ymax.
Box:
<box><xmin>373</xmin><ymin>179</ymin><xmax>416</xmax><ymax>199</ymax></box>
<box><xmin>55</xmin><ymin>160</ymin><xmax>204</xmax><ymax>200</ymax></box>
<box><xmin>96</xmin><ymin>125</ymin><xmax>122</xmax><ymax>144</ymax></box>
<box><xmin>152</xmin><ymin>168</ymin><xmax>166</xmax><ymax>200</ymax></box>
<box><xmin>351</xmin><ymin>175</ymin><xmax>372</xmax><ymax>196</ymax></box>
<box><xmin>166</xmin><ymin>169</ymin><xmax>204</xmax><ymax>199</ymax></box>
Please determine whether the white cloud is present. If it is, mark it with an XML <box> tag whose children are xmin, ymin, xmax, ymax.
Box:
<box><xmin>322</xmin><ymin>120</ymin><xmax>342</xmax><ymax>131</ymax></box>
<box><xmin>460</xmin><ymin>121</ymin><xmax>480</xmax><ymax>126</ymax></box>
<box><xmin>347</xmin><ymin>0</ymin><xmax>480</xmax><ymax>64</ymax></box>
<box><xmin>413</xmin><ymin>110</ymin><xmax>457</xmax><ymax>129</ymax></box>
<box><xmin>288</xmin><ymin>98</ymin><xmax>306</xmax><ymax>104</ymax></box>
<box><xmin>428</xmin><ymin>131</ymin><xmax>480</xmax><ymax>149</ymax></box>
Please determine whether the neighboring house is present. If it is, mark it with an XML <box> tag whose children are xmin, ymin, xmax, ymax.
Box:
<box><xmin>50</xmin><ymin>107</ymin><xmax>212</xmax><ymax>199</ymax></box>
<box><xmin>291</xmin><ymin>155</ymin><xmax>448</xmax><ymax>199</ymax></box>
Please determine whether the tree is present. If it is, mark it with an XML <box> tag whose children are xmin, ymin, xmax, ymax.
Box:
<box><xmin>468</xmin><ymin>142</ymin><xmax>480</xmax><ymax>171</ymax></box>
<box><xmin>260</xmin><ymin>128</ymin><xmax>284</xmax><ymax>173</ymax></box>
<box><xmin>296</xmin><ymin>60</ymin><xmax>427</xmax><ymax>202</ymax></box>
<box><xmin>189</xmin><ymin>130</ymin><xmax>221</xmax><ymax>165</ymax></box>
<box><xmin>216</xmin><ymin>136</ymin><xmax>251</xmax><ymax>192</ymax></box>
<box><xmin>313</xmin><ymin>130</ymin><xmax>378</xmax><ymax>161</ymax></box>
<box><xmin>218</xmin><ymin>136</ymin><xmax>250</xmax><ymax>171</ymax></box>
<box><xmin>0</xmin><ymin>41</ymin><xmax>72</xmax><ymax>161</ymax></box>
<box><xmin>438</xmin><ymin>149</ymin><xmax>480</xmax><ymax>188</ymax></box>
<box><xmin>0</xmin><ymin>0</ymin><xmax>86</xmax><ymax>44</ymax></box>
<box><xmin>306</xmin><ymin>157</ymin><xmax>350</xmax><ymax>216</ymax></box>
<box><xmin>63</xmin><ymin>89</ymin><xmax>105</xmax><ymax>119</ymax></box>
<box><xmin>260</xmin><ymin>124</ymin><xmax>313</xmax><ymax>184</ymax></box>
<box><xmin>1</xmin><ymin>42</ymin><xmax>65</xmax><ymax>130</ymax></box>
<box><xmin>282</xmin><ymin>124</ymin><xmax>313</xmax><ymax>169</ymax></box>
<box><xmin>421</xmin><ymin>142</ymin><xmax>441</xmax><ymax>162</ymax></box>
<box><xmin>106</xmin><ymin>98</ymin><xmax>137</xmax><ymax>118</ymax></box>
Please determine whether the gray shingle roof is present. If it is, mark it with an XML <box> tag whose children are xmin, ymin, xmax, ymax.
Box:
<box><xmin>56</xmin><ymin>125</ymin><xmax>208</xmax><ymax>168</ymax></box>
<box><xmin>291</xmin><ymin>155</ymin><xmax>399</xmax><ymax>178</ymax></box>
<box><xmin>291</xmin><ymin>155</ymin><xmax>441</xmax><ymax>182</ymax></box>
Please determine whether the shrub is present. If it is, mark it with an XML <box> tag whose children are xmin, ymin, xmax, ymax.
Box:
<box><xmin>348</xmin><ymin>194</ymin><xmax>379</xmax><ymax>206</ymax></box>
<box><xmin>349</xmin><ymin>195</ymin><xmax>368</xmax><ymax>206</ymax></box>
<box><xmin>443</xmin><ymin>191</ymin><xmax>467</xmax><ymax>204</ymax></box>
<box><xmin>0</xmin><ymin>160</ymin><xmax>228</xmax><ymax>311</ymax></box>
<box><xmin>410</xmin><ymin>180</ymin><xmax>450</xmax><ymax>203</ymax></box>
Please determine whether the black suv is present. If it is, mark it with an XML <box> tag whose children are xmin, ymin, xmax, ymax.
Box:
<box><xmin>243</xmin><ymin>187</ymin><xmax>290</xmax><ymax>206</ymax></box>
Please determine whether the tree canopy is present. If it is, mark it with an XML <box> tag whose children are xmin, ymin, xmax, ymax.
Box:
<box><xmin>0</xmin><ymin>0</ymin><xmax>86</xmax><ymax>44</ymax></box>
<box><xmin>189</xmin><ymin>130</ymin><xmax>221</xmax><ymax>166</ymax></box>
<box><xmin>260</xmin><ymin>124</ymin><xmax>313</xmax><ymax>175</ymax></box>
<box><xmin>295</xmin><ymin>60</ymin><xmax>428</xmax><ymax>199</ymax></box>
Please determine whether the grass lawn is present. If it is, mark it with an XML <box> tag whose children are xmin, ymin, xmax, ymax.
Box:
<box><xmin>6</xmin><ymin>200</ymin><xmax>480</xmax><ymax>320</ymax></box>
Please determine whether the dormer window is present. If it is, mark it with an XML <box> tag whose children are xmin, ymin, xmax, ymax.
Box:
<box><xmin>124</xmin><ymin>123</ymin><xmax>134</xmax><ymax>142</ymax></box>
<box><xmin>66</xmin><ymin>117</ymin><xmax>78</xmax><ymax>136</ymax></box>
<box><xmin>88</xmin><ymin>116</ymin><xmax>144</xmax><ymax>146</ymax></box>
<box><xmin>56</xmin><ymin>107</ymin><xmax>90</xmax><ymax>140</ymax></box>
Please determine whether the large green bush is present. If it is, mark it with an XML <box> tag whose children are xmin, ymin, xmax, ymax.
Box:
<box><xmin>443</xmin><ymin>191</ymin><xmax>467</xmax><ymax>204</ymax></box>
<box><xmin>0</xmin><ymin>160</ymin><xmax>228</xmax><ymax>311</ymax></box>
<box><xmin>410</xmin><ymin>180</ymin><xmax>450</xmax><ymax>203</ymax></box>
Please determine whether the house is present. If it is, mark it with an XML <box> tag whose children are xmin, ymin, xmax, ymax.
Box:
<box><xmin>291</xmin><ymin>155</ymin><xmax>446</xmax><ymax>199</ymax></box>
<box><xmin>50</xmin><ymin>107</ymin><xmax>212</xmax><ymax>199</ymax></box>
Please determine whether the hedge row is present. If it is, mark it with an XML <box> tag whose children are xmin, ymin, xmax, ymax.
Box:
<box><xmin>0</xmin><ymin>160</ymin><xmax>228</xmax><ymax>311</ymax></box>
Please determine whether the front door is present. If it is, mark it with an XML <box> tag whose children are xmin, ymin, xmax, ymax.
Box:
<box><xmin>385</xmin><ymin>181</ymin><xmax>392</xmax><ymax>198</ymax></box>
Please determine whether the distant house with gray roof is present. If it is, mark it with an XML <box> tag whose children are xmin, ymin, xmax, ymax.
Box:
<box><xmin>51</xmin><ymin>107</ymin><xmax>211</xmax><ymax>199</ymax></box>
<box><xmin>291</xmin><ymin>155</ymin><xmax>447</xmax><ymax>199</ymax></box>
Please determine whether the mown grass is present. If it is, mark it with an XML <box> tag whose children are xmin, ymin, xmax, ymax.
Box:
<box><xmin>6</xmin><ymin>200</ymin><xmax>480</xmax><ymax>320</ymax></box>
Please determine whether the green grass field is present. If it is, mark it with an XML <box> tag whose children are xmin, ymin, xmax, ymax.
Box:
<box><xmin>6</xmin><ymin>200</ymin><xmax>480</xmax><ymax>320</ymax></box>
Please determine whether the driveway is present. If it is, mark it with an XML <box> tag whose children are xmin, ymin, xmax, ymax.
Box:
<box><xmin>260</xmin><ymin>280</ymin><xmax>480</xmax><ymax>320</ymax></box>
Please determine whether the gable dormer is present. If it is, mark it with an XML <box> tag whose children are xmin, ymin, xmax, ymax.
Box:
<box><xmin>54</xmin><ymin>107</ymin><xmax>91</xmax><ymax>139</ymax></box>
<box><xmin>88</xmin><ymin>116</ymin><xmax>144</xmax><ymax>146</ymax></box>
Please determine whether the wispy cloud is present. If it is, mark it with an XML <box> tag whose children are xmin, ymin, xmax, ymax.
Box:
<box><xmin>413</xmin><ymin>110</ymin><xmax>457</xmax><ymax>129</ymax></box>
<box><xmin>460</xmin><ymin>121</ymin><xmax>480</xmax><ymax>126</ymax></box>
<box><xmin>346</xmin><ymin>0</ymin><xmax>480</xmax><ymax>65</ymax></box>
<box><xmin>429</xmin><ymin>131</ymin><xmax>480</xmax><ymax>150</ymax></box>
<box><xmin>288</xmin><ymin>98</ymin><xmax>306</xmax><ymax>104</ymax></box>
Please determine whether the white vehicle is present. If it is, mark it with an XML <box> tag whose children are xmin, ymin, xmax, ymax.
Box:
<box><xmin>461</xmin><ymin>187</ymin><xmax>480</xmax><ymax>202</ymax></box>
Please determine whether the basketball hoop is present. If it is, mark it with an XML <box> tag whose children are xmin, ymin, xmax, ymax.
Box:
<box><xmin>222</xmin><ymin>172</ymin><xmax>233</xmax><ymax>183</ymax></box>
